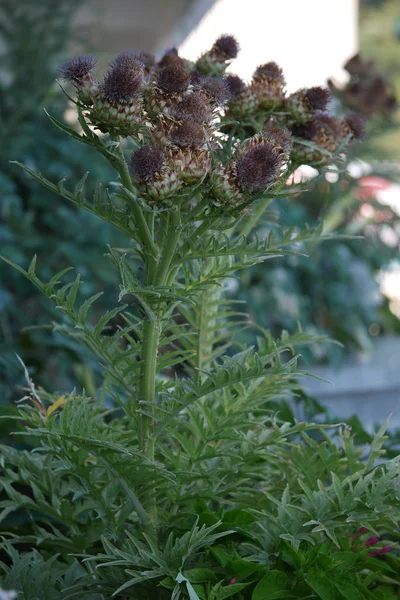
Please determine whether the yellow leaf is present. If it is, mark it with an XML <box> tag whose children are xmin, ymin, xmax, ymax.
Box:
<box><xmin>46</xmin><ymin>395</ymin><xmax>68</xmax><ymax>418</ymax></box>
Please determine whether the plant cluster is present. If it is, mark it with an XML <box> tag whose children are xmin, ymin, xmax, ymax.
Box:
<box><xmin>328</xmin><ymin>53</ymin><xmax>397</xmax><ymax>118</ymax></box>
<box><xmin>1</xmin><ymin>35</ymin><xmax>399</xmax><ymax>599</ymax></box>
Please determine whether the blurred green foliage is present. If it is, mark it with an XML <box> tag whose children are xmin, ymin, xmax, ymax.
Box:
<box><xmin>0</xmin><ymin>0</ymin><xmax>125</xmax><ymax>403</ymax></box>
<box><xmin>360</xmin><ymin>0</ymin><xmax>400</xmax><ymax>158</ymax></box>
<box><xmin>236</xmin><ymin>4</ymin><xmax>400</xmax><ymax>364</ymax></box>
<box><xmin>235</xmin><ymin>164</ymin><xmax>400</xmax><ymax>365</ymax></box>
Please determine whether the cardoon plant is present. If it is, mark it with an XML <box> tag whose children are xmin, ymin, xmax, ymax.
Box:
<box><xmin>1</xmin><ymin>37</ymin><xmax>400</xmax><ymax>599</ymax></box>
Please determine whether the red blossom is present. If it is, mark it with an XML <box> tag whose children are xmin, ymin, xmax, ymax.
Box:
<box><xmin>365</xmin><ymin>536</ymin><xmax>380</xmax><ymax>547</ymax></box>
<box><xmin>350</xmin><ymin>527</ymin><xmax>368</xmax><ymax>542</ymax></box>
<box><xmin>368</xmin><ymin>546</ymin><xmax>392</xmax><ymax>557</ymax></box>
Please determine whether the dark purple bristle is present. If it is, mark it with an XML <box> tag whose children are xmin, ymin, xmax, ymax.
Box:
<box><xmin>254</xmin><ymin>62</ymin><xmax>284</xmax><ymax>83</ymax></box>
<box><xmin>304</xmin><ymin>112</ymin><xmax>340</xmax><ymax>140</ymax></box>
<box><xmin>190</xmin><ymin>70</ymin><xmax>203</xmax><ymax>85</ymax></box>
<box><xmin>157</xmin><ymin>65</ymin><xmax>190</xmax><ymax>93</ymax></box>
<box><xmin>305</xmin><ymin>87</ymin><xmax>331</xmax><ymax>111</ymax></box>
<box><xmin>214</xmin><ymin>35</ymin><xmax>239</xmax><ymax>59</ymax></box>
<box><xmin>172</xmin><ymin>92</ymin><xmax>211</xmax><ymax>123</ymax></box>
<box><xmin>345</xmin><ymin>112</ymin><xmax>366</xmax><ymax>139</ymax></box>
<box><xmin>158</xmin><ymin>48</ymin><xmax>185</xmax><ymax>69</ymax></box>
<box><xmin>236</xmin><ymin>143</ymin><xmax>282</xmax><ymax>194</ymax></box>
<box><xmin>197</xmin><ymin>76</ymin><xmax>230</xmax><ymax>104</ymax></box>
<box><xmin>225</xmin><ymin>74</ymin><xmax>245</xmax><ymax>99</ymax></box>
<box><xmin>130</xmin><ymin>145</ymin><xmax>164</xmax><ymax>182</ymax></box>
<box><xmin>170</xmin><ymin>119</ymin><xmax>206</xmax><ymax>148</ymax></box>
<box><xmin>101</xmin><ymin>62</ymin><xmax>144</xmax><ymax>104</ymax></box>
<box><xmin>263</xmin><ymin>126</ymin><xmax>292</xmax><ymax>155</ymax></box>
<box><xmin>112</xmin><ymin>51</ymin><xmax>155</xmax><ymax>70</ymax></box>
<box><xmin>59</xmin><ymin>55</ymin><xmax>96</xmax><ymax>82</ymax></box>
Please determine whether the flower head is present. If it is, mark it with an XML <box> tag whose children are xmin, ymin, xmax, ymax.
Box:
<box><xmin>172</xmin><ymin>92</ymin><xmax>212</xmax><ymax>124</ymax></box>
<box><xmin>225</xmin><ymin>74</ymin><xmax>246</xmax><ymax>99</ymax></box>
<box><xmin>262</xmin><ymin>126</ymin><xmax>292</xmax><ymax>158</ymax></box>
<box><xmin>130</xmin><ymin>145</ymin><xmax>164</xmax><ymax>182</ymax></box>
<box><xmin>59</xmin><ymin>55</ymin><xmax>96</xmax><ymax>83</ymax></box>
<box><xmin>101</xmin><ymin>62</ymin><xmax>144</xmax><ymax>104</ymax></box>
<box><xmin>304</xmin><ymin>86</ymin><xmax>331</xmax><ymax>111</ymax></box>
<box><xmin>197</xmin><ymin>76</ymin><xmax>230</xmax><ymax>105</ymax></box>
<box><xmin>344</xmin><ymin>112</ymin><xmax>366</xmax><ymax>140</ymax></box>
<box><xmin>253</xmin><ymin>62</ymin><xmax>285</xmax><ymax>84</ymax></box>
<box><xmin>190</xmin><ymin>70</ymin><xmax>203</xmax><ymax>85</ymax></box>
<box><xmin>158</xmin><ymin>48</ymin><xmax>187</xmax><ymax>70</ymax></box>
<box><xmin>157</xmin><ymin>65</ymin><xmax>190</xmax><ymax>94</ymax></box>
<box><xmin>251</xmin><ymin>62</ymin><xmax>286</xmax><ymax>110</ymax></box>
<box><xmin>134</xmin><ymin>51</ymin><xmax>156</xmax><ymax>70</ymax></box>
<box><xmin>213</xmin><ymin>34</ymin><xmax>239</xmax><ymax>60</ymax></box>
<box><xmin>344</xmin><ymin>53</ymin><xmax>375</xmax><ymax>78</ymax></box>
<box><xmin>287</xmin><ymin>87</ymin><xmax>330</xmax><ymax>124</ymax></box>
<box><xmin>196</xmin><ymin>34</ymin><xmax>239</xmax><ymax>76</ymax></box>
<box><xmin>236</xmin><ymin>142</ymin><xmax>282</xmax><ymax>194</ymax></box>
<box><xmin>112</xmin><ymin>51</ymin><xmax>155</xmax><ymax>71</ymax></box>
<box><xmin>170</xmin><ymin>119</ymin><xmax>206</xmax><ymax>148</ymax></box>
<box><xmin>159</xmin><ymin>47</ymin><xmax>178</xmax><ymax>62</ymax></box>
<box><xmin>303</xmin><ymin>112</ymin><xmax>340</xmax><ymax>140</ymax></box>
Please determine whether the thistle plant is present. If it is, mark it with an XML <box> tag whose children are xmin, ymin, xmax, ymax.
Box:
<box><xmin>1</xmin><ymin>37</ymin><xmax>400</xmax><ymax>599</ymax></box>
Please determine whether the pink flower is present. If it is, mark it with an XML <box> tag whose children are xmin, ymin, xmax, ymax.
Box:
<box><xmin>229</xmin><ymin>577</ymin><xmax>237</xmax><ymax>585</ymax></box>
<box><xmin>368</xmin><ymin>546</ymin><xmax>392</xmax><ymax>557</ymax></box>
<box><xmin>365</xmin><ymin>536</ymin><xmax>380</xmax><ymax>547</ymax></box>
<box><xmin>350</xmin><ymin>527</ymin><xmax>368</xmax><ymax>542</ymax></box>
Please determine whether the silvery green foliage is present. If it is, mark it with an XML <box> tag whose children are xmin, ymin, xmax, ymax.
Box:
<box><xmin>1</xmin><ymin>38</ymin><xmax>399</xmax><ymax>599</ymax></box>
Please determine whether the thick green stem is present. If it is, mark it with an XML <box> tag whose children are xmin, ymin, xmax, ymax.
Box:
<box><xmin>138</xmin><ymin>318</ymin><xmax>160</xmax><ymax>458</ymax></box>
<box><xmin>154</xmin><ymin>210</ymin><xmax>181</xmax><ymax>285</ymax></box>
<box><xmin>195</xmin><ymin>198</ymin><xmax>273</xmax><ymax>369</ymax></box>
<box><xmin>197</xmin><ymin>278</ymin><xmax>222</xmax><ymax>371</ymax></box>
<box><xmin>138</xmin><ymin>211</ymin><xmax>181</xmax><ymax>528</ymax></box>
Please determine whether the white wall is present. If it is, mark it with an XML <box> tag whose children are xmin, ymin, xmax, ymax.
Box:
<box><xmin>177</xmin><ymin>0</ymin><xmax>358</xmax><ymax>91</ymax></box>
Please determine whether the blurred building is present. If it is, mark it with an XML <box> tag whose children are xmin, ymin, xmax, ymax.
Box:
<box><xmin>73</xmin><ymin>0</ymin><xmax>358</xmax><ymax>88</ymax></box>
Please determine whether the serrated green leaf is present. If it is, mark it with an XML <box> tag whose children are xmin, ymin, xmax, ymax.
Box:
<box><xmin>252</xmin><ymin>571</ymin><xmax>290</xmax><ymax>600</ymax></box>
<box><xmin>304</xmin><ymin>568</ymin><xmax>335</xmax><ymax>600</ymax></box>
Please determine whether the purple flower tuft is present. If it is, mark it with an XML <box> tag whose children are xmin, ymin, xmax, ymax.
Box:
<box><xmin>170</xmin><ymin>119</ymin><xmax>206</xmax><ymax>148</ymax></box>
<box><xmin>101</xmin><ymin>62</ymin><xmax>144</xmax><ymax>104</ymax></box>
<box><xmin>130</xmin><ymin>145</ymin><xmax>164</xmax><ymax>182</ymax></box>
<box><xmin>296</xmin><ymin>112</ymin><xmax>340</xmax><ymax>141</ymax></box>
<box><xmin>134</xmin><ymin>51</ymin><xmax>156</xmax><ymax>69</ymax></box>
<box><xmin>59</xmin><ymin>55</ymin><xmax>97</xmax><ymax>82</ymax></box>
<box><xmin>157</xmin><ymin>65</ymin><xmax>190</xmax><ymax>93</ymax></box>
<box><xmin>112</xmin><ymin>51</ymin><xmax>155</xmax><ymax>70</ymax></box>
<box><xmin>254</xmin><ymin>62</ymin><xmax>285</xmax><ymax>83</ymax></box>
<box><xmin>197</xmin><ymin>76</ymin><xmax>230</xmax><ymax>104</ymax></box>
<box><xmin>263</xmin><ymin>126</ymin><xmax>292</xmax><ymax>156</ymax></box>
<box><xmin>158</xmin><ymin>48</ymin><xmax>186</xmax><ymax>70</ymax></box>
<box><xmin>190</xmin><ymin>69</ymin><xmax>203</xmax><ymax>85</ymax></box>
<box><xmin>172</xmin><ymin>92</ymin><xmax>212</xmax><ymax>124</ymax></box>
<box><xmin>214</xmin><ymin>35</ymin><xmax>239</xmax><ymax>59</ymax></box>
<box><xmin>236</xmin><ymin>143</ymin><xmax>282</xmax><ymax>194</ymax></box>
<box><xmin>345</xmin><ymin>112</ymin><xmax>366</xmax><ymax>139</ymax></box>
<box><xmin>305</xmin><ymin>86</ymin><xmax>331</xmax><ymax>111</ymax></box>
<box><xmin>225</xmin><ymin>74</ymin><xmax>245</xmax><ymax>99</ymax></box>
